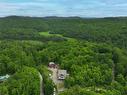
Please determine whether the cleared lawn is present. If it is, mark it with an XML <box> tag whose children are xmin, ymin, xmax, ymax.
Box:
<box><xmin>39</xmin><ymin>32</ymin><xmax>52</xmax><ymax>36</ymax></box>
<box><xmin>39</xmin><ymin>31</ymin><xmax>76</xmax><ymax>42</ymax></box>
<box><xmin>39</xmin><ymin>32</ymin><xmax>63</xmax><ymax>37</ymax></box>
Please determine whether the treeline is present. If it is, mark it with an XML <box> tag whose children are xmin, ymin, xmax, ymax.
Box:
<box><xmin>46</xmin><ymin>17</ymin><xmax>127</xmax><ymax>49</ymax></box>
<box><xmin>0</xmin><ymin>16</ymin><xmax>127</xmax><ymax>49</ymax></box>
<box><xmin>0</xmin><ymin>28</ymin><xmax>65</xmax><ymax>41</ymax></box>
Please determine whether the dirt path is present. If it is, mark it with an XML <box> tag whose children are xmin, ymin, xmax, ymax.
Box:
<box><xmin>39</xmin><ymin>72</ymin><xmax>44</xmax><ymax>95</ymax></box>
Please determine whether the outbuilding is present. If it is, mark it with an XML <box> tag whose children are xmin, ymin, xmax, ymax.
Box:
<box><xmin>0</xmin><ymin>74</ymin><xmax>10</xmax><ymax>82</ymax></box>
<box><xmin>57</xmin><ymin>70</ymin><xmax>68</xmax><ymax>80</ymax></box>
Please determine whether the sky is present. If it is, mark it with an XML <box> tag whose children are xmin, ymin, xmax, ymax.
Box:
<box><xmin>0</xmin><ymin>0</ymin><xmax>127</xmax><ymax>17</ymax></box>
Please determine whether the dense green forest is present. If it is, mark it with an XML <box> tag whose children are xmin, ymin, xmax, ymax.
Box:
<box><xmin>0</xmin><ymin>16</ymin><xmax>127</xmax><ymax>95</ymax></box>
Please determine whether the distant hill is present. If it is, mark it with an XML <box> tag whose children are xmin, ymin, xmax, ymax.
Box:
<box><xmin>0</xmin><ymin>16</ymin><xmax>127</xmax><ymax>49</ymax></box>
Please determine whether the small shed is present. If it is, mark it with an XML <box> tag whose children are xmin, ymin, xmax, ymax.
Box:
<box><xmin>0</xmin><ymin>74</ymin><xmax>10</xmax><ymax>82</ymax></box>
<box><xmin>57</xmin><ymin>70</ymin><xmax>68</xmax><ymax>80</ymax></box>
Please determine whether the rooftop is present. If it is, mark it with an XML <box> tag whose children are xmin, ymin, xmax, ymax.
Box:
<box><xmin>49</xmin><ymin>62</ymin><xmax>55</xmax><ymax>65</ymax></box>
<box><xmin>58</xmin><ymin>70</ymin><xmax>67</xmax><ymax>75</ymax></box>
<box><xmin>0</xmin><ymin>74</ymin><xmax>10</xmax><ymax>81</ymax></box>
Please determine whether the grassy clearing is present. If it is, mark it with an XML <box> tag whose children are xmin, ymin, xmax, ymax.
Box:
<box><xmin>39</xmin><ymin>31</ymin><xmax>63</xmax><ymax>37</ymax></box>
<box><xmin>57</xmin><ymin>82</ymin><xmax>64</xmax><ymax>89</ymax></box>
<box><xmin>39</xmin><ymin>32</ymin><xmax>52</xmax><ymax>36</ymax></box>
<box><xmin>39</xmin><ymin>31</ymin><xmax>76</xmax><ymax>42</ymax></box>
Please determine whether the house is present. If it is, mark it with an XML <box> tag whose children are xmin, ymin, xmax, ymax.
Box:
<box><xmin>48</xmin><ymin>62</ymin><xmax>58</xmax><ymax>69</ymax></box>
<box><xmin>0</xmin><ymin>74</ymin><xmax>10</xmax><ymax>82</ymax></box>
<box><xmin>57</xmin><ymin>70</ymin><xmax>68</xmax><ymax>80</ymax></box>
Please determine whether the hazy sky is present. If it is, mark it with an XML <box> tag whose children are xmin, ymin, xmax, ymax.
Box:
<box><xmin>0</xmin><ymin>0</ymin><xmax>127</xmax><ymax>17</ymax></box>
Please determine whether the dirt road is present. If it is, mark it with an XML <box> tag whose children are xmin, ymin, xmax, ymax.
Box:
<box><xmin>39</xmin><ymin>72</ymin><xmax>44</xmax><ymax>95</ymax></box>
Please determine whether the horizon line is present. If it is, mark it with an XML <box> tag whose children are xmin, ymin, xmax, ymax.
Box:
<box><xmin>1</xmin><ymin>15</ymin><xmax>127</xmax><ymax>19</ymax></box>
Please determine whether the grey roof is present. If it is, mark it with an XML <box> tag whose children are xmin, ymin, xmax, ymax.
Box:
<box><xmin>58</xmin><ymin>70</ymin><xmax>67</xmax><ymax>75</ymax></box>
<box><xmin>0</xmin><ymin>74</ymin><xmax>10</xmax><ymax>80</ymax></box>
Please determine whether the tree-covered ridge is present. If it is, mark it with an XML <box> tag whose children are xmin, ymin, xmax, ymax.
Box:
<box><xmin>0</xmin><ymin>16</ymin><xmax>127</xmax><ymax>49</ymax></box>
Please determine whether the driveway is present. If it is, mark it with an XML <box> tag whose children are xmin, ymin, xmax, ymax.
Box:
<box><xmin>48</xmin><ymin>68</ymin><xmax>65</xmax><ymax>94</ymax></box>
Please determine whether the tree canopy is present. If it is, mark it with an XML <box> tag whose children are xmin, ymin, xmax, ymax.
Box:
<box><xmin>0</xmin><ymin>16</ymin><xmax>127</xmax><ymax>95</ymax></box>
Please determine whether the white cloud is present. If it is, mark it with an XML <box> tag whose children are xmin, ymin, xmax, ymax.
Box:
<box><xmin>0</xmin><ymin>0</ymin><xmax>127</xmax><ymax>17</ymax></box>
